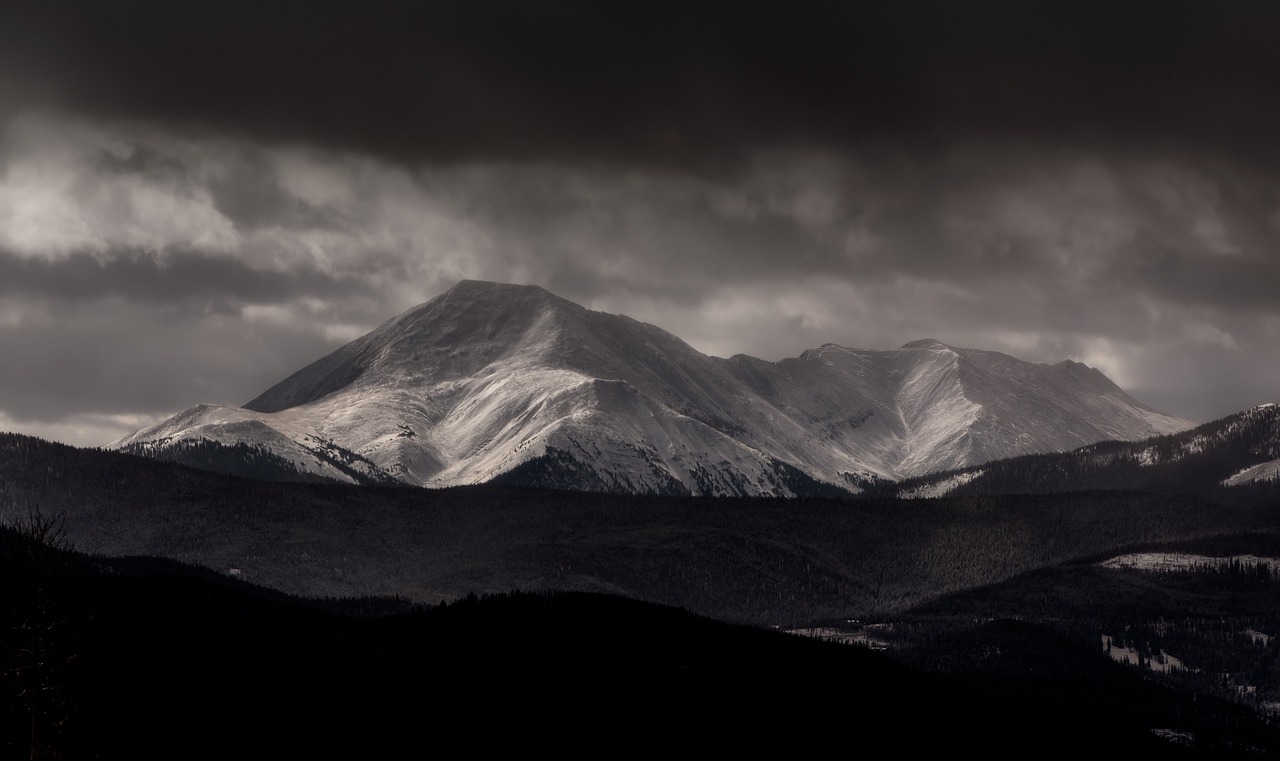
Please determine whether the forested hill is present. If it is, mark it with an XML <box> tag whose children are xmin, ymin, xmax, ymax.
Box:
<box><xmin>0</xmin><ymin>522</ymin><xmax>1214</xmax><ymax>759</ymax></box>
<box><xmin>1</xmin><ymin>432</ymin><xmax>1272</xmax><ymax>626</ymax></box>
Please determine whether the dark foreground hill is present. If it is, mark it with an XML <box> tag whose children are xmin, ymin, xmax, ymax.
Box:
<box><xmin>0</xmin><ymin>523</ymin><xmax>1209</xmax><ymax>760</ymax></box>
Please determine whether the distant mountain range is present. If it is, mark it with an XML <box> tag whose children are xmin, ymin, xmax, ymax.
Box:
<box><xmin>111</xmin><ymin>280</ymin><xmax>1193</xmax><ymax>496</ymax></box>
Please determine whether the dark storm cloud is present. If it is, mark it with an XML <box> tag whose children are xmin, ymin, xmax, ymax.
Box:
<box><xmin>5</xmin><ymin>1</ymin><xmax>1280</xmax><ymax>167</ymax></box>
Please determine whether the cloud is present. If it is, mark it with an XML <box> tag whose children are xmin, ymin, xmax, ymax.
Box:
<box><xmin>0</xmin><ymin>114</ymin><xmax>242</xmax><ymax>257</ymax></box>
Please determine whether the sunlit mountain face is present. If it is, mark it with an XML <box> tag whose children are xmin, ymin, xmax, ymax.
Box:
<box><xmin>112</xmin><ymin>280</ymin><xmax>1190</xmax><ymax>495</ymax></box>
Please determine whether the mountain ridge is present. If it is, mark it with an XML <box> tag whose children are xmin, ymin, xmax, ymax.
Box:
<box><xmin>882</xmin><ymin>402</ymin><xmax>1280</xmax><ymax>499</ymax></box>
<box><xmin>110</xmin><ymin>280</ymin><xmax>1193</xmax><ymax>495</ymax></box>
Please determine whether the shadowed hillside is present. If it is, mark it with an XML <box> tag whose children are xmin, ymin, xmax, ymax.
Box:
<box><xmin>0</xmin><ymin>521</ymin><xmax>1206</xmax><ymax>760</ymax></box>
<box><xmin>1</xmin><ymin>433</ymin><xmax>1274</xmax><ymax>627</ymax></box>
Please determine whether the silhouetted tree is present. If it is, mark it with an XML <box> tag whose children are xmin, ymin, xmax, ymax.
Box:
<box><xmin>1</xmin><ymin>510</ymin><xmax>80</xmax><ymax>760</ymax></box>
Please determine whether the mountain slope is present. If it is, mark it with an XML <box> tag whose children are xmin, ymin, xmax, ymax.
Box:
<box><xmin>884</xmin><ymin>403</ymin><xmax>1280</xmax><ymax>498</ymax></box>
<box><xmin>110</xmin><ymin>280</ymin><xmax>1192</xmax><ymax>495</ymax></box>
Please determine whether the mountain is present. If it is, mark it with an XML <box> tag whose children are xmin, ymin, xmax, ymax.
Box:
<box><xmin>883</xmin><ymin>403</ymin><xmax>1280</xmax><ymax>499</ymax></box>
<box><xmin>110</xmin><ymin>280</ymin><xmax>1192</xmax><ymax>496</ymax></box>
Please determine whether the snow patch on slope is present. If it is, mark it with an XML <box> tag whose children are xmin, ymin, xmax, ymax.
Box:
<box><xmin>1223</xmin><ymin>459</ymin><xmax>1280</xmax><ymax>487</ymax></box>
<box><xmin>109</xmin><ymin>404</ymin><xmax>379</xmax><ymax>484</ymax></box>
<box><xmin>899</xmin><ymin>470</ymin><xmax>985</xmax><ymax>500</ymax></box>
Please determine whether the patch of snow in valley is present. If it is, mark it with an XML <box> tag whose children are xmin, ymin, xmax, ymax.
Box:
<box><xmin>787</xmin><ymin>626</ymin><xmax>890</xmax><ymax>650</ymax></box>
<box><xmin>1102</xmin><ymin>634</ymin><xmax>1185</xmax><ymax>674</ymax></box>
<box><xmin>1100</xmin><ymin>553</ymin><xmax>1280</xmax><ymax>573</ymax></box>
<box><xmin>1245</xmin><ymin>629</ymin><xmax>1273</xmax><ymax>647</ymax></box>
<box><xmin>1150</xmin><ymin>729</ymin><xmax>1195</xmax><ymax>746</ymax></box>
<box><xmin>1223</xmin><ymin>458</ymin><xmax>1280</xmax><ymax>487</ymax></box>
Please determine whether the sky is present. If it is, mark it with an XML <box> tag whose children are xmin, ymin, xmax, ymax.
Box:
<box><xmin>1</xmin><ymin>0</ymin><xmax>1279</xmax><ymax>446</ymax></box>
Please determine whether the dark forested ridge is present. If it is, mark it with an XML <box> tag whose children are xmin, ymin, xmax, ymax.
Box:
<box><xmin>0</xmin><ymin>522</ymin><xmax>1220</xmax><ymax>760</ymax></box>
<box><xmin>1</xmin><ymin>433</ymin><xmax>1272</xmax><ymax>626</ymax></box>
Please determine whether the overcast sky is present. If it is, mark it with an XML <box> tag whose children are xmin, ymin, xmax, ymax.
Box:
<box><xmin>1</xmin><ymin>0</ymin><xmax>1279</xmax><ymax>446</ymax></box>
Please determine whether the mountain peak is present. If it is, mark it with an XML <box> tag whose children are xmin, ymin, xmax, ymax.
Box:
<box><xmin>423</xmin><ymin>279</ymin><xmax>568</xmax><ymax>315</ymax></box>
<box><xmin>900</xmin><ymin>338</ymin><xmax>951</xmax><ymax>350</ymax></box>
<box><xmin>446</xmin><ymin>279</ymin><xmax>553</xmax><ymax>298</ymax></box>
<box><xmin>244</xmin><ymin>280</ymin><xmax>587</xmax><ymax>414</ymax></box>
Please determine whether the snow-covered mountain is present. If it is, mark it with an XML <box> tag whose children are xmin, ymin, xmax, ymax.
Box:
<box><xmin>110</xmin><ymin>280</ymin><xmax>1193</xmax><ymax>495</ymax></box>
<box><xmin>881</xmin><ymin>403</ymin><xmax>1280</xmax><ymax>498</ymax></box>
